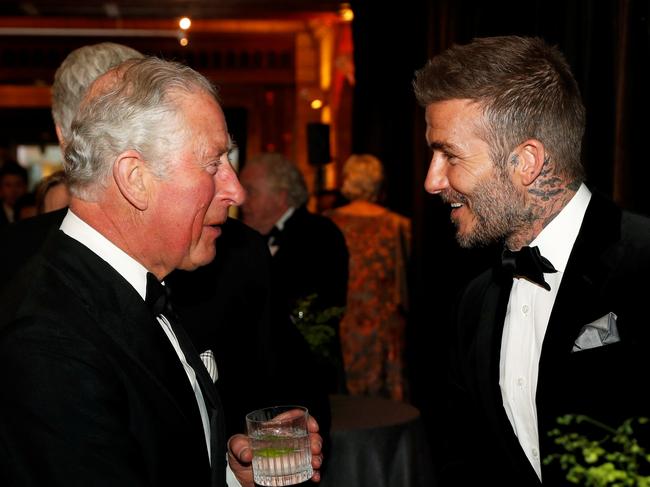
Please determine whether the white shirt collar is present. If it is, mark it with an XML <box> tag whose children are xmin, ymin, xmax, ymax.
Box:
<box><xmin>274</xmin><ymin>206</ymin><xmax>295</xmax><ymax>231</ymax></box>
<box><xmin>530</xmin><ymin>183</ymin><xmax>591</xmax><ymax>273</ymax></box>
<box><xmin>59</xmin><ymin>209</ymin><xmax>149</xmax><ymax>300</ymax></box>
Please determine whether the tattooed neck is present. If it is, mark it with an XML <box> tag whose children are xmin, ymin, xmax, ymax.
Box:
<box><xmin>507</xmin><ymin>156</ymin><xmax>581</xmax><ymax>249</ymax></box>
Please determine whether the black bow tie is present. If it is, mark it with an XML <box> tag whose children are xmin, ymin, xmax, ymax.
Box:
<box><xmin>501</xmin><ymin>246</ymin><xmax>557</xmax><ymax>291</ymax></box>
<box><xmin>145</xmin><ymin>272</ymin><xmax>175</xmax><ymax>317</ymax></box>
<box><xmin>264</xmin><ymin>226</ymin><xmax>281</xmax><ymax>245</ymax></box>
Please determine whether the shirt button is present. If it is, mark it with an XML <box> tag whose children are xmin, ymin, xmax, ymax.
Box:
<box><xmin>532</xmin><ymin>448</ymin><xmax>539</xmax><ymax>458</ymax></box>
<box><xmin>517</xmin><ymin>377</ymin><xmax>525</xmax><ymax>387</ymax></box>
<box><xmin>522</xmin><ymin>304</ymin><xmax>529</xmax><ymax>315</ymax></box>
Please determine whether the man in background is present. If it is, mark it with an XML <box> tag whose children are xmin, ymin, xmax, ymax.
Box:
<box><xmin>240</xmin><ymin>152</ymin><xmax>349</xmax><ymax>394</ymax></box>
<box><xmin>0</xmin><ymin>160</ymin><xmax>28</xmax><ymax>226</ymax></box>
<box><xmin>0</xmin><ymin>42</ymin><xmax>141</xmax><ymax>286</ymax></box>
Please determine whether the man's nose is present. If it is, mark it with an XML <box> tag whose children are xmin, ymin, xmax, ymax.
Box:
<box><xmin>218</xmin><ymin>163</ymin><xmax>246</xmax><ymax>206</ymax></box>
<box><xmin>424</xmin><ymin>156</ymin><xmax>449</xmax><ymax>195</ymax></box>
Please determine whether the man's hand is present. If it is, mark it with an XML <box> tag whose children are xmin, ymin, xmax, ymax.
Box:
<box><xmin>227</xmin><ymin>413</ymin><xmax>323</xmax><ymax>486</ymax></box>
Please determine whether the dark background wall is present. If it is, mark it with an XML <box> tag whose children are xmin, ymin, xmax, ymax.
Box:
<box><xmin>349</xmin><ymin>0</ymin><xmax>649</xmax><ymax>467</ymax></box>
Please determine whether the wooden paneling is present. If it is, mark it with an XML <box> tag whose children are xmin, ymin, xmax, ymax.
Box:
<box><xmin>0</xmin><ymin>85</ymin><xmax>51</xmax><ymax>107</ymax></box>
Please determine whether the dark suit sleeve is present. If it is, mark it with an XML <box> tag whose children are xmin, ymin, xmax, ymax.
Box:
<box><xmin>0</xmin><ymin>317</ymin><xmax>149</xmax><ymax>487</ymax></box>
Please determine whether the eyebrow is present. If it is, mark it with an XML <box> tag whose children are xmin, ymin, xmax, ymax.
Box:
<box><xmin>428</xmin><ymin>140</ymin><xmax>462</xmax><ymax>154</ymax></box>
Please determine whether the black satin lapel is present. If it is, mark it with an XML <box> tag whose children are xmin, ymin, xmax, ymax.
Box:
<box><xmin>478</xmin><ymin>274</ymin><xmax>540</xmax><ymax>477</ymax></box>
<box><xmin>167</xmin><ymin>318</ymin><xmax>219</xmax><ymax>409</ymax></box>
<box><xmin>475</xmin><ymin>274</ymin><xmax>519</xmax><ymax>437</ymax></box>
<box><xmin>43</xmin><ymin>232</ymin><xmax>208</xmax><ymax>439</ymax></box>
<box><xmin>540</xmin><ymin>193</ymin><xmax>621</xmax><ymax>366</ymax></box>
<box><xmin>475</xmin><ymin>278</ymin><xmax>509</xmax><ymax>403</ymax></box>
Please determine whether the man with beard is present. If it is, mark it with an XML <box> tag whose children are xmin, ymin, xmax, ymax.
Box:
<box><xmin>414</xmin><ymin>36</ymin><xmax>650</xmax><ymax>486</ymax></box>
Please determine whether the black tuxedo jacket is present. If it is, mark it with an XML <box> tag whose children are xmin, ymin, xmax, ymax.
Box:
<box><xmin>270</xmin><ymin>205</ymin><xmax>349</xmax><ymax>394</ymax></box>
<box><xmin>0</xmin><ymin>231</ymin><xmax>225</xmax><ymax>486</ymax></box>
<box><xmin>440</xmin><ymin>191</ymin><xmax>650</xmax><ymax>486</ymax></box>
<box><xmin>272</xmin><ymin>205</ymin><xmax>348</xmax><ymax>313</ymax></box>
<box><xmin>0</xmin><ymin>212</ymin><xmax>331</xmax><ymax>442</ymax></box>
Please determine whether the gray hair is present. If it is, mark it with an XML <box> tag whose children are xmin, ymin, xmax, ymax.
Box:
<box><xmin>52</xmin><ymin>42</ymin><xmax>144</xmax><ymax>144</ymax></box>
<box><xmin>64</xmin><ymin>56</ymin><xmax>219</xmax><ymax>200</ymax></box>
<box><xmin>341</xmin><ymin>153</ymin><xmax>384</xmax><ymax>202</ymax></box>
<box><xmin>413</xmin><ymin>36</ymin><xmax>585</xmax><ymax>181</ymax></box>
<box><xmin>245</xmin><ymin>152</ymin><xmax>309</xmax><ymax>207</ymax></box>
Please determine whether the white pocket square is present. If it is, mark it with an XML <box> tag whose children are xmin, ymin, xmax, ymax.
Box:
<box><xmin>200</xmin><ymin>349</ymin><xmax>219</xmax><ymax>382</ymax></box>
<box><xmin>572</xmin><ymin>312</ymin><xmax>620</xmax><ymax>352</ymax></box>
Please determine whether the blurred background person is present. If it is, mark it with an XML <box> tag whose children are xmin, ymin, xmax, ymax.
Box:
<box><xmin>13</xmin><ymin>191</ymin><xmax>37</xmax><ymax>221</ymax></box>
<box><xmin>0</xmin><ymin>160</ymin><xmax>28</xmax><ymax>226</ymax></box>
<box><xmin>0</xmin><ymin>42</ymin><xmax>142</xmax><ymax>289</ymax></box>
<box><xmin>325</xmin><ymin>154</ymin><xmax>411</xmax><ymax>401</ymax></box>
<box><xmin>34</xmin><ymin>169</ymin><xmax>70</xmax><ymax>214</ymax></box>
<box><xmin>240</xmin><ymin>152</ymin><xmax>349</xmax><ymax>395</ymax></box>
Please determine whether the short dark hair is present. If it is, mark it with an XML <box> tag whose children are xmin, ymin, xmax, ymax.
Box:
<box><xmin>0</xmin><ymin>160</ymin><xmax>29</xmax><ymax>185</ymax></box>
<box><xmin>413</xmin><ymin>36</ymin><xmax>585</xmax><ymax>181</ymax></box>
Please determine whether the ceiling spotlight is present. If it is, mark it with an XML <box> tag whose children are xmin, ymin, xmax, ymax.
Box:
<box><xmin>179</xmin><ymin>17</ymin><xmax>192</xmax><ymax>30</ymax></box>
<box><xmin>179</xmin><ymin>36</ymin><xmax>189</xmax><ymax>47</ymax></box>
<box><xmin>339</xmin><ymin>3</ymin><xmax>354</xmax><ymax>22</ymax></box>
<box><xmin>310</xmin><ymin>99</ymin><xmax>324</xmax><ymax>110</ymax></box>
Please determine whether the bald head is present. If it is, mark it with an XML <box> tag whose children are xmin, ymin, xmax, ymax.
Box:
<box><xmin>52</xmin><ymin>42</ymin><xmax>143</xmax><ymax>146</ymax></box>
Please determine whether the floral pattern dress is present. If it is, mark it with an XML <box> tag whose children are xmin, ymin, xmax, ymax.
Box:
<box><xmin>325</xmin><ymin>203</ymin><xmax>411</xmax><ymax>400</ymax></box>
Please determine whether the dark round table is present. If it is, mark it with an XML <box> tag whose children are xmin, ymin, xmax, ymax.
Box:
<box><xmin>319</xmin><ymin>394</ymin><xmax>437</xmax><ymax>487</ymax></box>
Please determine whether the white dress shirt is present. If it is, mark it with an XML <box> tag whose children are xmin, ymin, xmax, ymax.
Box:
<box><xmin>2</xmin><ymin>202</ymin><xmax>14</xmax><ymax>223</ymax></box>
<box><xmin>499</xmin><ymin>183</ymin><xmax>591</xmax><ymax>479</ymax></box>
<box><xmin>60</xmin><ymin>209</ymin><xmax>243</xmax><ymax>486</ymax></box>
<box><xmin>267</xmin><ymin>206</ymin><xmax>294</xmax><ymax>255</ymax></box>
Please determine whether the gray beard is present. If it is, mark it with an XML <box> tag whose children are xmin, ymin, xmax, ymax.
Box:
<box><xmin>453</xmin><ymin>174</ymin><xmax>531</xmax><ymax>249</ymax></box>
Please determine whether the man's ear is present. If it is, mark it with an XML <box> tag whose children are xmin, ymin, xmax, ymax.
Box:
<box><xmin>55</xmin><ymin>125</ymin><xmax>66</xmax><ymax>149</ymax></box>
<box><xmin>113</xmin><ymin>150</ymin><xmax>149</xmax><ymax>211</ymax></box>
<box><xmin>512</xmin><ymin>138</ymin><xmax>546</xmax><ymax>187</ymax></box>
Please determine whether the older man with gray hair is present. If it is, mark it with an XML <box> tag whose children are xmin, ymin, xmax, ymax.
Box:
<box><xmin>0</xmin><ymin>57</ymin><xmax>323</xmax><ymax>487</ymax></box>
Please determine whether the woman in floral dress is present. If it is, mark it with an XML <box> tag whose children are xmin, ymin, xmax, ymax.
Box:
<box><xmin>325</xmin><ymin>154</ymin><xmax>411</xmax><ymax>400</ymax></box>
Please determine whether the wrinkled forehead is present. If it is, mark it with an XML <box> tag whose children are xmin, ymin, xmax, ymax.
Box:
<box><xmin>174</xmin><ymin>90</ymin><xmax>230</xmax><ymax>155</ymax></box>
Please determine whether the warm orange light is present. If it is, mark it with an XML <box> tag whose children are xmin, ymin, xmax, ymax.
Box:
<box><xmin>179</xmin><ymin>17</ymin><xmax>192</xmax><ymax>30</ymax></box>
<box><xmin>179</xmin><ymin>36</ymin><xmax>189</xmax><ymax>47</ymax></box>
<box><xmin>339</xmin><ymin>3</ymin><xmax>354</xmax><ymax>22</ymax></box>
<box><xmin>310</xmin><ymin>99</ymin><xmax>324</xmax><ymax>110</ymax></box>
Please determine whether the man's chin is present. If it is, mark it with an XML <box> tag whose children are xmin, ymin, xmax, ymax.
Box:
<box><xmin>455</xmin><ymin>226</ymin><xmax>479</xmax><ymax>249</ymax></box>
<box><xmin>178</xmin><ymin>237</ymin><xmax>219</xmax><ymax>271</ymax></box>
<box><xmin>178</xmin><ymin>253</ymin><xmax>217</xmax><ymax>272</ymax></box>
